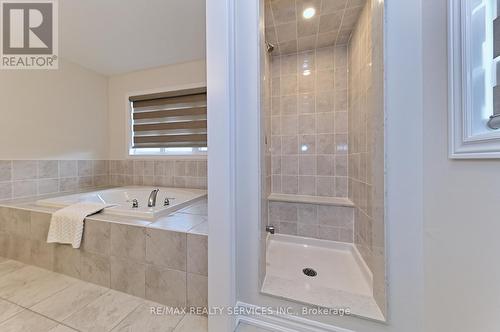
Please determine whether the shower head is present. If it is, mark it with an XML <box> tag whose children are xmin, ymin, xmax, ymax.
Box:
<box><xmin>265</xmin><ymin>41</ymin><xmax>275</xmax><ymax>53</ymax></box>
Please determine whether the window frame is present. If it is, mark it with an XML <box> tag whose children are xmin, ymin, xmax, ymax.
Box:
<box><xmin>449</xmin><ymin>0</ymin><xmax>500</xmax><ymax>158</ymax></box>
<box><xmin>125</xmin><ymin>82</ymin><xmax>208</xmax><ymax>159</ymax></box>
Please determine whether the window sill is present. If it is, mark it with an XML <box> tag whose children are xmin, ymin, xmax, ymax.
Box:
<box><xmin>126</xmin><ymin>153</ymin><xmax>207</xmax><ymax>160</ymax></box>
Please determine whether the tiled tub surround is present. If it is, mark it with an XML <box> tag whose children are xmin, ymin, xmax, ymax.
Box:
<box><xmin>268</xmin><ymin>200</ymin><xmax>354</xmax><ymax>242</ymax></box>
<box><xmin>108</xmin><ymin>159</ymin><xmax>207</xmax><ymax>189</ymax></box>
<box><xmin>0</xmin><ymin>160</ymin><xmax>110</xmax><ymax>201</ymax></box>
<box><xmin>270</xmin><ymin>46</ymin><xmax>349</xmax><ymax>198</ymax></box>
<box><xmin>0</xmin><ymin>159</ymin><xmax>208</xmax><ymax>201</ymax></box>
<box><xmin>0</xmin><ymin>199</ymin><xmax>208</xmax><ymax>310</ymax></box>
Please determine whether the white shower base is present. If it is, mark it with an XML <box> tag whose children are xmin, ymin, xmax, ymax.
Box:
<box><xmin>261</xmin><ymin>234</ymin><xmax>384</xmax><ymax>321</ymax></box>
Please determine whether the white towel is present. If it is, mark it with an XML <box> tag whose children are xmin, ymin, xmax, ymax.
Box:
<box><xmin>47</xmin><ymin>202</ymin><xmax>112</xmax><ymax>248</ymax></box>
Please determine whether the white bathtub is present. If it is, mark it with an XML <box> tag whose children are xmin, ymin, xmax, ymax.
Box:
<box><xmin>36</xmin><ymin>186</ymin><xmax>207</xmax><ymax>220</ymax></box>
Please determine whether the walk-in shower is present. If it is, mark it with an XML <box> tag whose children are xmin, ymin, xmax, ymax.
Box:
<box><xmin>259</xmin><ymin>0</ymin><xmax>386</xmax><ymax>321</ymax></box>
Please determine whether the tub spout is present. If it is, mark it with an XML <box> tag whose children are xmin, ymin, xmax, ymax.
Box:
<box><xmin>148</xmin><ymin>189</ymin><xmax>160</xmax><ymax>207</ymax></box>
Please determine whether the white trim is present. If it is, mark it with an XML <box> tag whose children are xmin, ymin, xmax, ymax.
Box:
<box><xmin>448</xmin><ymin>0</ymin><xmax>500</xmax><ymax>158</ymax></box>
<box><xmin>123</xmin><ymin>82</ymin><xmax>207</xmax><ymax>159</ymax></box>
<box><xmin>206</xmin><ymin>0</ymin><xmax>237</xmax><ymax>331</ymax></box>
<box><xmin>236</xmin><ymin>302</ymin><xmax>357</xmax><ymax>332</ymax></box>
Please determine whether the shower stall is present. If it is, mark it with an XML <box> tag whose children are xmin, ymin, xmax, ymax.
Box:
<box><xmin>259</xmin><ymin>0</ymin><xmax>386</xmax><ymax>321</ymax></box>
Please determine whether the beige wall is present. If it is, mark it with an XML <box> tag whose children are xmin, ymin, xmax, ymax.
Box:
<box><xmin>0</xmin><ymin>59</ymin><xmax>206</xmax><ymax>161</ymax></box>
<box><xmin>107</xmin><ymin>60</ymin><xmax>207</xmax><ymax>160</ymax></box>
<box><xmin>0</xmin><ymin>59</ymin><xmax>108</xmax><ymax>160</ymax></box>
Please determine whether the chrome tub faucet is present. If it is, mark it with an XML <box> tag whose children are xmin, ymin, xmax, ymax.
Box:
<box><xmin>148</xmin><ymin>189</ymin><xmax>160</xmax><ymax>207</ymax></box>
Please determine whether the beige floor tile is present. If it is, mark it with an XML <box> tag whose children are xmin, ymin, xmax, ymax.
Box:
<box><xmin>173</xmin><ymin>314</ymin><xmax>207</xmax><ymax>332</ymax></box>
<box><xmin>0</xmin><ymin>259</ymin><xmax>25</xmax><ymax>278</ymax></box>
<box><xmin>3</xmin><ymin>270</ymin><xmax>77</xmax><ymax>307</ymax></box>
<box><xmin>237</xmin><ymin>323</ymin><xmax>271</xmax><ymax>332</ymax></box>
<box><xmin>0</xmin><ymin>310</ymin><xmax>58</xmax><ymax>332</ymax></box>
<box><xmin>63</xmin><ymin>290</ymin><xmax>142</xmax><ymax>332</ymax></box>
<box><xmin>48</xmin><ymin>325</ymin><xmax>79</xmax><ymax>332</ymax></box>
<box><xmin>0</xmin><ymin>299</ymin><xmax>23</xmax><ymax>323</ymax></box>
<box><xmin>0</xmin><ymin>265</ymin><xmax>51</xmax><ymax>299</ymax></box>
<box><xmin>111</xmin><ymin>301</ymin><xmax>184</xmax><ymax>332</ymax></box>
<box><xmin>31</xmin><ymin>281</ymin><xmax>109</xmax><ymax>321</ymax></box>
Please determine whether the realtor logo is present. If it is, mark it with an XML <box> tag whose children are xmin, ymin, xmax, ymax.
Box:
<box><xmin>1</xmin><ymin>0</ymin><xmax>58</xmax><ymax>69</ymax></box>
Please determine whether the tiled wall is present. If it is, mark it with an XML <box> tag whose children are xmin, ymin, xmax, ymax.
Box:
<box><xmin>0</xmin><ymin>159</ymin><xmax>208</xmax><ymax>201</ymax></box>
<box><xmin>0</xmin><ymin>206</ymin><xmax>208</xmax><ymax>309</ymax></box>
<box><xmin>264</xmin><ymin>0</ymin><xmax>365</xmax><ymax>55</ymax></box>
<box><xmin>348</xmin><ymin>3</ymin><xmax>372</xmax><ymax>262</ymax></box>
<box><xmin>270</xmin><ymin>46</ymin><xmax>349</xmax><ymax>197</ymax></box>
<box><xmin>348</xmin><ymin>0</ymin><xmax>386</xmax><ymax>315</ymax></box>
<box><xmin>0</xmin><ymin>160</ymin><xmax>109</xmax><ymax>201</ymax></box>
<box><xmin>108</xmin><ymin>160</ymin><xmax>207</xmax><ymax>189</ymax></box>
<box><xmin>268</xmin><ymin>201</ymin><xmax>354</xmax><ymax>242</ymax></box>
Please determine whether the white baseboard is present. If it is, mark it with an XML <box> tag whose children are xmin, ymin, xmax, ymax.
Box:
<box><xmin>236</xmin><ymin>302</ymin><xmax>356</xmax><ymax>332</ymax></box>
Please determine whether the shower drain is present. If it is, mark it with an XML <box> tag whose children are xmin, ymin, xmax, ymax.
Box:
<box><xmin>302</xmin><ymin>268</ymin><xmax>317</xmax><ymax>277</ymax></box>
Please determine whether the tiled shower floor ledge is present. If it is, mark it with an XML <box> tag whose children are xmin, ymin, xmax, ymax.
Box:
<box><xmin>0</xmin><ymin>257</ymin><xmax>207</xmax><ymax>332</ymax></box>
<box><xmin>267</xmin><ymin>193</ymin><xmax>354</xmax><ymax>207</ymax></box>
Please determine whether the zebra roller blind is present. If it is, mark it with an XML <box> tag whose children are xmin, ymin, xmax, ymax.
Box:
<box><xmin>130</xmin><ymin>87</ymin><xmax>207</xmax><ymax>149</ymax></box>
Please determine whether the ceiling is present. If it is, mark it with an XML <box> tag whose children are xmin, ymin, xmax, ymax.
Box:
<box><xmin>59</xmin><ymin>0</ymin><xmax>206</xmax><ymax>76</ymax></box>
<box><xmin>265</xmin><ymin>0</ymin><xmax>366</xmax><ymax>55</ymax></box>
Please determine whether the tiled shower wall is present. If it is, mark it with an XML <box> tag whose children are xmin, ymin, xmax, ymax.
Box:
<box><xmin>0</xmin><ymin>159</ymin><xmax>207</xmax><ymax>201</ymax></box>
<box><xmin>268</xmin><ymin>201</ymin><xmax>354</xmax><ymax>242</ymax></box>
<box><xmin>270</xmin><ymin>46</ymin><xmax>349</xmax><ymax>197</ymax></box>
<box><xmin>348</xmin><ymin>0</ymin><xmax>386</xmax><ymax>315</ymax></box>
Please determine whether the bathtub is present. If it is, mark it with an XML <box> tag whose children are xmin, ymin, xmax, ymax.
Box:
<box><xmin>36</xmin><ymin>186</ymin><xmax>207</xmax><ymax>219</ymax></box>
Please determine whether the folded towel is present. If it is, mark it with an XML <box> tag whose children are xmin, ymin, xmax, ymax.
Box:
<box><xmin>47</xmin><ymin>202</ymin><xmax>112</xmax><ymax>248</ymax></box>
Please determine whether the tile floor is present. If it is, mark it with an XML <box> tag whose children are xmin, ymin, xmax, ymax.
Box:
<box><xmin>0</xmin><ymin>257</ymin><xmax>207</xmax><ymax>332</ymax></box>
<box><xmin>236</xmin><ymin>323</ymin><xmax>270</xmax><ymax>331</ymax></box>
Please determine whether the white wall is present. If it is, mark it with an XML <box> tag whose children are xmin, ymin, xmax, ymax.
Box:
<box><xmin>423</xmin><ymin>1</ymin><xmax>500</xmax><ymax>331</ymax></box>
<box><xmin>107</xmin><ymin>60</ymin><xmax>207</xmax><ymax>159</ymax></box>
<box><xmin>0</xmin><ymin>59</ymin><xmax>108</xmax><ymax>160</ymax></box>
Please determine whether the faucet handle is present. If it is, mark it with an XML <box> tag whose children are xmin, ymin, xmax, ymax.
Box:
<box><xmin>132</xmin><ymin>199</ymin><xmax>139</xmax><ymax>208</ymax></box>
<box><xmin>164</xmin><ymin>197</ymin><xmax>175</xmax><ymax>206</ymax></box>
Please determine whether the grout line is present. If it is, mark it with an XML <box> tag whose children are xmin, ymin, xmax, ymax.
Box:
<box><xmin>106</xmin><ymin>300</ymin><xmax>142</xmax><ymax>332</ymax></box>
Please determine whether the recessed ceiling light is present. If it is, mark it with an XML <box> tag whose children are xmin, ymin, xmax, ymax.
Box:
<box><xmin>302</xmin><ymin>7</ymin><xmax>316</xmax><ymax>19</ymax></box>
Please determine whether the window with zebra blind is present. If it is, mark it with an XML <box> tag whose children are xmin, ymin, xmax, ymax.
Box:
<box><xmin>128</xmin><ymin>87</ymin><xmax>207</xmax><ymax>156</ymax></box>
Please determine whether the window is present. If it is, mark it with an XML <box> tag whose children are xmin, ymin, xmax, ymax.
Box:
<box><xmin>449</xmin><ymin>0</ymin><xmax>500</xmax><ymax>158</ymax></box>
<box><xmin>128</xmin><ymin>87</ymin><xmax>207</xmax><ymax>156</ymax></box>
